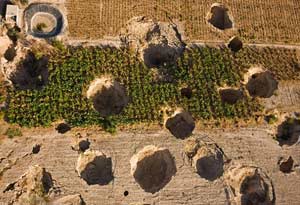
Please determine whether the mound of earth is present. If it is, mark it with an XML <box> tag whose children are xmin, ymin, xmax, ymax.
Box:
<box><xmin>219</xmin><ymin>88</ymin><xmax>244</xmax><ymax>104</ymax></box>
<box><xmin>165</xmin><ymin>110</ymin><xmax>195</xmax><ymax>139</ymax></box>
<box><xmin>50</xmin><ymin>194</ymin><xmax>85</xmax><ymax>205</ymax></box>
<box><xmin>120</xmin><ymin>16</ymin><xmax>185</xmax><ymax>68</ymax></box>
<box><xmin>185</xmin><ymin>139</ymin><xmax>224</xmax><ymax>181</ymax></box>
<box><xmin>246</xmin><ymin>71</ymin><xmax>278</xmax><ymax>98</ymax></box>
<box><xmin>87</xmin><ymin>77</ymin><xmax>129</xmax><ymax>117</ymax></box>
<box><xmin>130</xmin><ymin>145</ymin><xmax>176</xmax><ymax>193</ymax></box>
<box><xmin>225</xmin><ymin>165</ymin><xmax>275</xmax><ymax>205</ymax></box>
<box><xmin>207</xmin><ymin>3</ymin><xmax>233</xmax><ymax>30</ymax></box>
<box><xmin>3</xmin><ymin>165</ymin><xmax>54</xmax><ymax>205</ymax></box>
<box><xmin>76</xmin><ymin>150</ymin><xmax>113</xmax><ymax>185</ymax></box>
<box><xmin>276</xmin><ymin>118</ymin><xmax>300</xmax><ymax>146</ymax></box>
<box><xmin>228</xmin><ymin>36</ymin><xmax>243</xmax><ymax>52</ymax></box>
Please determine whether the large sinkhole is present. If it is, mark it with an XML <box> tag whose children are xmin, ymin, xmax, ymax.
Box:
<box><xmin>142</xmin><ymin>44</ymin><xmax>177</xmax><ymax>68</ymax></box>
<box><xmin>219</xmin><ymin>88</ymin><xmax>244</xmax><ymax>104</ymax></box>
<box><xmin>130</xmin><ymin>146</ymin><xmax>176</xmax><ymax>193</ymax></box>
<box><xmin>76</xmin><ymin>150</ymin><xmax>113</xmax><ymax>186</ymax></box>
<box><xmin>193</xmin><ymin>145</ymin><xmax>224</xmax><ymax>181</ymax></box>
<box><xmin>165</xmin><ymin>111</ymin><xmax>195</xmax><ymax>139</ymax></box>
<box><xmin>240</xmin><ymin>173</ymin><xmax>270</xmax><ymax>205</ymax></box>
<box><xmin>246</xmin><ymin>71</ymin><xmax>278</xmax><ymax>98</ymax></box>
<box><xmin>87</xmin><ymin>77</ymin><xmax>129</xmax><ymax>117</ymax></box>
<box><xmin>276</xmin><ymin>118</ymin><xmax>300</xmax><ymax>146</ymax></box>
<box><xmin>10</xmin><ymin>51</ymin><xmax>49</xmax><ymax>90</ymax></box>
<box><xmin>207</xmin><ymin>3</ymin><xmax>233</xmax><ymax>30</ymax></box>
<box><xmin>225</xmin><ymin>165</ymin><xmax>275</xmax><ymax>205</ymax></box>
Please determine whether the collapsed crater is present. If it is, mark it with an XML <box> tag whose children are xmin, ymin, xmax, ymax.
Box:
<box><xmin>192</xmin><ymin>144</ymin><xmax>224</xmax><ymax>181</ymax></box>
<box><xmin>181</xmin><ymin>87</ymin><xmax>193</xmax><ymax>99</ymax></box>
<box><xmin>219</xmin><ymin>88</ymin><xmax>244</xmax><ymax>104</ymax></box>
<box><xmin>130</xmin><ymin>145</ymin><xmax>176</xmax><ymax>193</ymax></box>
<box><xmin>225</xmin><ymin>165</ymin><xmax>275</xmax><ymax>205</ymax></box>
<box><xmin>278</xmin><ymin>156</ymin><xmax>294</xmax><ymax>173</ymax></box>
<box><xmin>165</xmin><ymin>110</ymin><xmax>195</xmax><ymax>139</ymax></box>
<box><xmin>228</xmin><ymin>36</ymin><xmax>243</xmax><ymax>52</ymax></box>
<box><xmin>87</xmin><ymin>77</ymin><xmax>129</xmax><ymax>117</ymax></box>
<box><xmin>121</xmin><ymin>16</ymin><xmax>185</xmax><ymax>68</ymax></box>
<box><xmin>276</xmin><ymin>118</ymin><xmax>300</xmax><ymax>146</ymax></box>
<box><xmin>207</xmin><ymin>3</ymin><xmax>233</xmax><ymax>30</ymax></box>
<box><xmin>76</xmin><ymin>150</ymin><xmax>113</xmax><ymax>185</ymax></box>
<box><xmin>4</xmin><ymin>46</ymin><xmax>17</xmax><ymax>62</ymax></box>
<box><xmin>246</xmin><ymin>71</ymin><xmax>278</xmax><ymax>98</ymax></box>
<box><xmin>7</xmin><ymin>51</ymin><xmax>49</xmax><ymax>90</ymax></box>
<box><xmin>24</xmin><ymin>3</ymin><xmax>64</xmax><ymax>38</ymax></box>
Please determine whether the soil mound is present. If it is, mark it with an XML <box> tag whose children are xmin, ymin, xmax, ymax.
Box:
<box><xmin>121</xmin><ymin>16</ymin><xmax>185</xmax><ymax>68</ymax></box>
<box><xmin>219</xmin><ymin>88</ymin><xmax>244</xmax><ymax>104</ymax></box>
<box><xmin>3</xmin><ymin>165</ymin><xmax>53</xmax><ymax>205</ymax></box>
<box><xmin>130</xmin><ymin>145</ymin><xmax>176</xmax><ymax>193</ymax></box>
<box><xmin>246</xmin><ymin>71</ymin><xmax>278</xmax><ymax>98</ymax></box>
<box><xmin>228</xmin><ymin>36</ymin><xmax>243</xmax><ymax>52</ymax></box>
<box><xmin>225</xmin><ymin>165</ymin><xmax>275</xmax><ymax>205</ymax></box>
<box><xmin>207</xmin><ymin>3</ymin><xmax>233</xmax><ymax>30</ymax></box>
<box><xmin>76</xmin><ymin>150</ymin><xmax>113</xmax><ymax>185</ymax></box>
<box><xmin>165</xmin><ymin>110</ymin><xmax>195</xmax><ymax>139</ymax></box>
<box><xmin>276</xmin><ymin>118</ymin><xmax>300</xmax><ymax>146</ymax></box>
<box><xmin>87</xmin><ymin>77</ymin><xmax>129</xmax><ymax>117</ymax></box>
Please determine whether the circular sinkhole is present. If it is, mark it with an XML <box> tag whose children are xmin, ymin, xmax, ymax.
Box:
<box><xmin>24</xmin><ymin>3</ymin><xmax>64</xmax><ymax>38</ymax></box>
<box><xmin>76</xmin><ymin>150</ymin><xmax>113</xmax><ymax>186</ymax></box>
<box><xmin>192</xmin><ymin>144</ymin><xmax>224</xmax><ymax>181</ymax></box>
<box><xmin>276</xmin><ymin>118</ymin><xmax>300</xmax><ymax>146</ymax></box>
<box><xmin>4</xmin><ymin>46</ymin><xmax>17</xmax><ymax>62</ymax></box>
<box><xmin>56</xmin><ymin>123</ymin><xmax>71</xmax><ymax>134</ymax></box>
<box><xmin>207</xmin><ymin>3</ymin><xmax>233</xmax><ymax>30</ymax></box>
<box><xmin>225</xmin><ymin>165</ymin><xmax>275</xmax><ymax>205</ymax></box>
<box><xmin>278</xmin><ymin>156</ymin><xmax>294</xmax><ymax>173</ymax></box>
<box><xmin>181</xmin><ymin>87</ymin><xmax>193</xmax><ymax>99</ymax></box>
<box><xmin>142</xmin><ymin>44</ymin><xmax>176</xmax><ymax>68</ymax></box>
<box><xmin>87</xmin><ymin>77</ymin><xmax>129</xmax><ymax>117</ymax></box>
<box><xmin>228</xmin><ymin>36</ymin><xmax>243</xmax><ymax>52</ymax></box>
<box><xmin>246</xmin><ymin>71</ymin><xmax>278</xmax><ymax>98</ymax></box>
<box><xmin>219</xmin><ymin>88</ymin><xmax>244</xmax><ymax>104</ymax></box>
<box><xmin>130</xmin><ymin>145</ymin><xmax>176</xmax><ymax>193</ymax></box>
<box><xmin>165</xmin><ymin>110</ymin><xmax>195</xmax><ymax>139</ymax></box>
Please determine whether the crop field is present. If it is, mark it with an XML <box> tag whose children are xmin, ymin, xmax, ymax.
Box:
<box><xmin>4</xmin><ymin>45</ymin><xmax>300</xmax><ymax>131</ymax></box>
<box><xmin>65</xmin><ymin>0</ymin><xmax>300</xmax><ymax>44</ymax></box>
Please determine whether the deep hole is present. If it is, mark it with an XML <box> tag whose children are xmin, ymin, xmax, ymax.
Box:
<box><xmin>79</xmin><ymin>140</ymin><xmax>90</xmax><ymax>152</ymax></box>
<box><xmin>246</xmin><ymin>71</ymin><xmax>278</xmax><ymax>98</ymax></box>
<box><xmin>228</xmin><ymin>37</ymin><xmax>243</xmax><ymax>52</ymax></box>
<box><xmin>80</xmin><ymin>156</ymin><xmax>113</xmax><ymax>185</ymax></box>
<box><xmin>32</xmin><ymin>144</ymin><xmax>41</xmax><ymax>154</ymax></box>
<box><xmin>41</xmin><ymin>170</ymin><xmax>53</xmax><ymax>193</ymax></box>
<box><xmin>276</xmin><ymin>118</ymin><xmax>300</xmax><ymax>146</ymax></box>
<box><xmin>92</xmin><ymin>83</ymin><xmax>128</xmax><ymax>117</ymax></box>
<box><xmin>166</xmin><ymin>112</ymin><xmax>195</xmax><ymax>139</ymax></box>
<box><xmin>9</xmin><ymin>51</ymin><xmax>49</xmax><ymax>90</ymax></box>
<box><xmin>143</xmin><ymin>45</ymin><xmax>172</xmax><ymax>68</ymax></box>
<box><xmin>133</xmin><ymin>149</ymin><xmax>176</xmax><ymax>193</ymax></box>
<box><xmin>208</xmin><ymin>4</ymin><xmax>233</xmax><ymax>30</ymax></box>
<box><xmin>195</xmin><ymin>151</ymin><xmax>224</xmax><ymax>181</ymax></box>
<box><xmin>123</xmin><ymin>190</ymin><xmax>129</xmax><ymax>196</ymax></box>
<box><xmin>219</xmin><ymin>89</ymin><xmax>244</xmax><ymax>105</ymax></box>
<box><xmin>56</xmin><ymin>123</ymin><xmax>71</xmax><ymax>134</ymax></box>
<box><xmin>279</xmin><ymin>156</ymin><xmax>294</xmax><ymax>173</ymax></box>
<box><xmin>181</xmin><ymin>87</ymin><xmax>193</xmax><ymax>99</ymax></box>
<box><xmin>240</xmin><ymin>174</ymin><xmax>269</xmax><ymax>205</ymax></box>
<box><xmin>4</xmin><ymin>46</ymin><xmax>17</xmax><ymax>62</ymax></box>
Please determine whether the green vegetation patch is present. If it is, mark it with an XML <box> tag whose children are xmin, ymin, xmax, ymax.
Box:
<box><xmin>5</xmin><ymin>46</ymin><xmax>299</xmax><ymax>130</ymax></box>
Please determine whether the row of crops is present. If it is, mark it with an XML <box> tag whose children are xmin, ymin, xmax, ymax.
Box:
<box><xmin>4</xmin><ymin>45</ymin><xmax>300</xmax><ymax>130</ymax></box>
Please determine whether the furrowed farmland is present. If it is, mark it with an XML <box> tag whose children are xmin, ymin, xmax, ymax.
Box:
<box><xmin>65</xmin><ymin>0</ymin><xmax>300</xmax><ymax>44</ymax></box>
